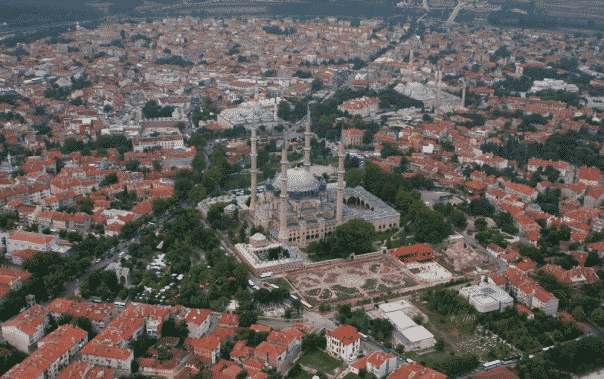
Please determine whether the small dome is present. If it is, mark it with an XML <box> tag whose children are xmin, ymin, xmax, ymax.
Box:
<box><xmin>272</xmin><ymin>167</ymin><xmax>321</xmax><ymax>194</ymax></box>
<box><xmin>250</xmin><ymin>233</ymin><xmax>267</xmax><ymax>242</ymax></box>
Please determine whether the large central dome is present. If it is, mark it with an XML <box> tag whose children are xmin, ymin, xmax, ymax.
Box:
<box><xmin>271</xmin><ymin>167</ymin><xmax>322</xmax><ymax>194</ymax></box>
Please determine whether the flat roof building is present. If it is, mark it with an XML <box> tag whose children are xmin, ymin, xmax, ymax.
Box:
<box><xmin>459</xmin><ymin>282</ymin><xmax>513</xmax><ymax>313</ymax></box>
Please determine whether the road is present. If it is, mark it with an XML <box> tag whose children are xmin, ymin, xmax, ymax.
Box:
<box><xmin>63</xmin><ymin>240</ymin><xmax>128</xmax><ymax>298</ymax></box>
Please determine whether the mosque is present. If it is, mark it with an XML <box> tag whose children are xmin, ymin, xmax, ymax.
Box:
<box><xmin>248</xmin><ymin>106</ymin><xmax>401</xmax><ymax>247</ymax></box>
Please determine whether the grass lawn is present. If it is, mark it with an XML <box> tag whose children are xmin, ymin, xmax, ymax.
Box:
<box><xmin>331</xmin><ymin>285</ymin><xmax>358</xmax><ymax>294</ymax></box>
<box><xmin>267</xmin><ymin>277</ymin><xmax>291</xmax><ymax>290</ymax></box>
<box><xmin>298</xmin><ymin>349</ymin><xmax>343</xmax><ymax>373</ymax></box>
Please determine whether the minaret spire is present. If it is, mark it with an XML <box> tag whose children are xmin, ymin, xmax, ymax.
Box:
<box><xmin>336</xmin><ymin>127</ymin><xmax>345</xmax><ymax>225</ymax></box>
<box><xmin>303</xmin><ymin>102</ymin><xmax>311</xmax><ymax>172</ymax></box>
<box><xmin>250</xmin><ymin>122</ymin><xmax>258</xmax><ymax>213</ymax></box>
<box><xmin>278</xmin><ymin>133</ymin><xmax>289</xmax><ymax>243</ymax></box>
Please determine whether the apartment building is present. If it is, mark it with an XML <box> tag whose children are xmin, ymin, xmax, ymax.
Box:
<box><xmin>266</xmin><ymin>327</ymin><xmax>304</xmax><ymax>364</ymax></box>
<box><xmin>504</xmin><ymin>181</ymin><xmax>538</xmax><ymax>202</ymax></box>
<box><xmin>57</xmin><ymin>361</ymin><xmax>115</xmax><ymax>379</ymax></box>
<box><xmin>79</xmin><ymin>344</ymin><xmax>134</xmax><ymax>376</ymax></box>
<box><xmin>6</xmin><ymin>231</ymin><xmax>58</xmax><ymax>255</ymax></box>
<box><xmin>189</xmin><ymin>335</ymin><xmax>221</xmax><ymax>365</ymax></box>
<box><xmin>253</xmin><ymin>341</ymin><xmax>287</xmax><ymax>371</ymax></box>
<box><xmin>2</xmin><ymin>325</ymin><xmax>87</xmax><ymax>379</ymax></box>
<box><xmin>2</xmin><ymin>304</ymin><xmax>50</xmax><ymax>353</ymax></box>
<box><xmin>185</xmin><ymin>308</ymin><xmax>212</xmax><ymax>338</ymax></box>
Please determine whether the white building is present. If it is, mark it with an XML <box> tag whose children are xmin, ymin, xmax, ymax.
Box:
<box><xmin>2</xmin><ymin>324</ymin><xmax>88</xmax><ymax>379</ymax></box>
<box><xmin>132</xmin><ymin>135</ymin><xmax>184</xmax><ymax>152</ymax></box>
<box><xmin>378</xmin><ymin>301</ymin><xmax>436</xmax><ymax>351</ymax></box>
<box><xmin>459</xmin><ymin>282</ymin><xmax>513</xmax><ymax>313</ymax></box>
<box><xmin>6</xmin><ymin>231</ymin><xmax>59</xmax><ymax>255</ymax></box>
<box><xmin>184</xmin><ymin>308</ymin><xmax>212</xmax><ymax>338</ymax></box>
<box><xmin>350</xmin><ymin>351</ymin><xmax>398</xmax><ymax>378</ymax></box>
<box><xmin>79</xmin><ymin>344</ymin><xmax>134</xmax><ymax>375</ymax></box>
<box><xmin>326</xmin><ymin>325</ymin><xmax>361</xmax><ymax>361</ymax></box>
<box><xmin>529</xmin><ymin>78</ymin><xmax>579</xmax><ymax>93</ymax></box>
<box><xmin>399</xmin><ymin>326</ymin><xmax>438</xmax><ymax>351</ymax></box>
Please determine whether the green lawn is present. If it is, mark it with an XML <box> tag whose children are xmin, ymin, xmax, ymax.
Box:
<box><xmin>298</xmin><ymin>349</ymin><xmax>343</xmax><ymax>373</ymax></box>
<box><xmin>331</xmin><ymin>285</ymin><xmax>358</xmax><ymax>294</ymax></box>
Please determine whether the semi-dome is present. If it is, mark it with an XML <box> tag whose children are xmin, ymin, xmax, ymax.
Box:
<box><xmin>271</xmin><ymin>167</ymin><xmax>322</xmax><ymax>194</ymax></box>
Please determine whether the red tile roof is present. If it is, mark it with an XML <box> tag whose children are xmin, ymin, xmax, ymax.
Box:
<box><xmin>10</xmin><ymin>231</ymin><xmax>55</xmax><ymax>246</ymax></box>
<box><xmin>327</xmin><ymin>325</ymin><xmax>361</xmax><ymax>345</ymax></box>
<box><xmin>388</xmin><ymin>363</ymin><xmax>446</xmax><ymax>379</ymax></box>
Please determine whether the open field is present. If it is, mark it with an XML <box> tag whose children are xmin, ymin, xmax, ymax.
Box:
<box><xmin>406</xmin><ymin>299</ymin><xmax>520</xmax><ymax>363</ymax></box>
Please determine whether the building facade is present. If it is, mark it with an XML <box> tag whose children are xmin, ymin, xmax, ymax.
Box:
<box><xmin>326</xmin><ymin>325</ymin><xmax>361</xmax><ymax>361</ymax></box>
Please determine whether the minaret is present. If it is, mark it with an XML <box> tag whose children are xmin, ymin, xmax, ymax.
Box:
<box><xmin>408</xmin><ymin>49</ymin><xmax>414</xmax><ymax>82</ymax></box>
<box><xmin>336</xmin><ymin>128</ymin><xmax>345</xmax><ymax>225</ymax></box>
<box><xmin>303</xmin><ymin>102</ymin><xmax>311</xmax><ymax>172</ymax></box>
<box><xmin>435</xmin><ymin>70</ymin><xmax>442</xmax><ymax>113</ymax></box>
<box><xmin>278</xmin><ymin>134</ymin><xmax>289</xmax><ymax>243</ymax></box>
<box><xmin>461</xmin><ymin>82</ymin><xmax>466</xmax><ymax>108</ymax></box>
<box><xmin>250</xmin><ymin>126</ymin><xmax>258</xmax><ymax>213</ymax></box>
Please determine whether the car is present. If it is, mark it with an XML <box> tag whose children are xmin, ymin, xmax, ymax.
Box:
<box><xmin>94</xmin><ymin>258</ymin><xmax>101</xmax><ymax>264</ymax></box>
<box><xmin>357</xmin><ymin>354</ymin><xmax>364</xmax><ymax>359</ymax></box>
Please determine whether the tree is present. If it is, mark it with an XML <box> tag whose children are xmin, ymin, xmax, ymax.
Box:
<box><xmin>474</xmin><ymin>218</ymin><xmax>488</xmax><ymax>231</ymax></box>
<box><xmin>435</xmin><ymin>339</ymin><xmax>445</xmax><ymax>352</ymax></box>
<box><xmin>125</xmin><ymin>160</ymin><xmax>140</xmax><ymax>172</ymax></box>
<box><xmin>302</xmin><ymin>332</ymin><xmax>327</xmax><ymax>351</ymax></box>
<box><xmin>585</xmin><ymin>251</ymin><xmax>604</xmax><ymax>267</ymax></box>
<box><xmin>78</xmin><ymin>196</ymin><xmax>94</xmax><ymax>215</ymax></box>
<box><xmin>191</xmin><ymin>185</ymin><xmax>208</xmax><ymax>204</ymax></box>
<box><xmin>467</xmin><ymin>198</ymin><xmax>495</xmax><ymax>217</ymax></box>
<box><xmin>153</xmin><ymin>199</ymin><xmax>170</xmax><ymax>216</ymax></box>
<box><xmin>100</xmin><ymin>172</ymin><xmax>118</xmax><ymax>187</ymax></box>
<box><xmin>572</xmin><ymin>306</ymin><xmax>587</xmax><ymax>322</ymax></box>
<box><xmin>238</xmin><ymin>311</ymin><xmax>258</xmax><ymax>328</ymax></box>
<box><xmin>345</xmin><ymin>168</ymin><xmax>364</xmax><ymax>188</ymax></box>
<box><xmin>43</xmin><ymin>271</ymin><xmax>66</xmax><ymax>298</ymax></box>
<box><xmin>334</xmin><ymin>219</ymin><xmax>377</xmax><ymax>257</ymax></box>
<box><xmin>311</xmin><ymin>79</ymin><xmax>323</xmax><ymax>93</ymax></box>
<box><xmin>131</xmin><ymin>360</ymin><xmax>139</xmax><ymax>374</ymax></box>
<box><xmin>591</xmin><ymin>308</ymin><xmax>604</xmax><ymax>327</ymax></box>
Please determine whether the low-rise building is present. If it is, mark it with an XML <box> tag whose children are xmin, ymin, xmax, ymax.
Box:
<box><xmin>350</xmin><ymin>351</ymin><xmax>397</xmax><ymax>378</ymax></box>
<box><xmin>388</xmin><ymin>362</ymin><xmax>447</xmax><ymax>379</ymax></box>
<box><xmin>6</xmin><ymin>231</ymin><xmax>58</xmax><ymax>255</ymax></box>
<box><xmin>390</xmin><ymin>243</ymin><xmax>433</xmax><ymax>263</ymax></box>
<box><xmin>326</xmin><ymin>325</ymin><xmax>361</xmax><ymax>361</ymax></box>
<box><xmin>57</xmin><ymin>361</ymin><xmax>115</xmax><ymax>379</ymax></box>
<box><xmin>189</xmin><ymin>335</ymin><xmax>221</xmax><ymax>365</ymax></box>
<box><xmin>459</xmin><ymin>282</ymin><xmax>514</xmax><ymax>313</ymax></box>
